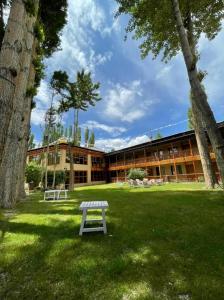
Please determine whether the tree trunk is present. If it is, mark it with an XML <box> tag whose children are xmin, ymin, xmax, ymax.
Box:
<box><xmin>15</xmin><ymin>35</ymin><xmax>38</xmax><ymax>200</ymax></box>
<box><xmin>69</xmin><ymin>142</ymin><xmax>74</xmax><ymax>190</ymax></box>
<box><xmin>0</xmin><ymin>0</ymin><xmax>27</xmax><ymax>166</ymax></box>
<box><xmin>52</xmin><ymin>141</ymin><xmax>58</xmax><ymax>189</ymax></box>
<box><xmin>184</xmin><ymin>6</ymin><xmax>217</xmax><ymax>189</ymax></box>
<box><xmin>171</xmin><ymin>0</ymin><xmax>224</xmax><ymax>187</ymax></box>
<box><xmin>0</xmin><ymin>4</ymin><xmax>38</xmax><ymax>208</ymax></box>
<box><xmin>191</xmin><ymin>100</ymin><xmax>217</xmax><ymax>188</ymax></box>
<box><xmin>44</xmin><ymin>141</ymin><xmax>50</xmax><ymax>190</ymax></box>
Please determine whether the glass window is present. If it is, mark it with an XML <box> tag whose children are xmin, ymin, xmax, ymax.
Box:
<box><xmin>92</xmin><ymin>156</ymin><xmax>104</xmax><ymax>167</ymax></box>
<box><xmin>74</xmin><ymin>171</ymin><xmax>87</xmax><ymax>183</ymax></box>
<box><xmin>91</xmin><ymin>171</ymin><xmax>105</xmax><ymax>181</ymax></box>
<box><xmin>48</xmin><ymin>152</ymin><xmax>60</xmax><ymax>165</ymax></box>
<box><xmin>66</xmin><ymin>151</ymin><xmax>87</xmax><ymax>164</ymax></box>
<box><xmin>177</xmin><ymin>165</ymin><xmax>183</xmax><ymax>174</ymax></box>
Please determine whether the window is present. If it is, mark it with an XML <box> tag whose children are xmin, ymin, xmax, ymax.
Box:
<box><xmin>92</xmin><ymin>156</ymin><xmax>103</xmax><ymax>167</ymax></box>
<box><xmin>74</xmin><ymin>153</ymin><xmax>87</xmax><ymax>165</ymax></box>
<box><xmin>170</xmin><ymin>165</ymin><xmax>174</xmax><ymax>175</ymax></box>
<box><xmin>48</xmin><ymin>152</ymin><xmax>60</xmax><ymax>165</ymax></box>
<box><xmin>66</xmin><ymin>151</ymin><xmax>87</xmax><ymax>164</ymax></box>
<box><xmin>74</xmin><ymin>171</ymin><xmax>87</xmax><ymax>183</ymax></box>
<box><xmin>177</xmin><ymin>165</ymin><xmax>183</xmax><ymax>174</ymax></box>
<box><xmin>161</xmin><ymin>166</ymin><xmax>166</xmax><ymax>175</ymax></box>
<box><xmin>156</xmin><ymin>167</ymin><xmax>160</xmax><ymax>176</ymax></box>
<box><xmin>91</xmin><ymin>171</ymin><xmax>105</xmax><ymax>181</ymax></box>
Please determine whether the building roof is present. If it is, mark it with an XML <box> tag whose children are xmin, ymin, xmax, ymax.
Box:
<box><xmin>105</xmin><ymin>121</ymin><xmax>224</xmax><ymax>156</ymax></box>
<box><xmin>28</xmin><ymin>142</ymin><xmax>105</xmax><ymax>155</ymax></box>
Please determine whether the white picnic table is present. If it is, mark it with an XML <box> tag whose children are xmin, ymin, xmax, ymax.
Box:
<box><xmin>79</xmin><ymin>201</ymin><xmax>109</xmax><ymax>236</ymax></box>
<box><xmin>44</xmin><ymin>189</ymin><xmax>68</xmax><ymax>201</ymax></box>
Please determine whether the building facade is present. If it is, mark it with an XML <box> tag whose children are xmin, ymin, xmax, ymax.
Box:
<box><xmin>27</xmin><ymin>139</ymin><xmax>106</xmax><ymax>187</ymax></box>
<box><xmin>27</xmin><ymin>123</ymin><xmax>224</xmax><ymax>186</ymax></box>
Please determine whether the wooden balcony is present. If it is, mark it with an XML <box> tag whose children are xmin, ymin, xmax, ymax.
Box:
<box><xmin>110</xmin><ymin>172</ymin><xmax>220</xmax><ymax>183</ymax></box>
<box><xmin>108</xmin><ymin>149</ymin><xmax>216</xmax><ymax>171</ymax></box>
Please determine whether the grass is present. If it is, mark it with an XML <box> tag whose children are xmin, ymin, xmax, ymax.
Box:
<box><xmin>0</xmin><ymin>183</ymin><xmax>224</xmax><ymax>300</ymax></box>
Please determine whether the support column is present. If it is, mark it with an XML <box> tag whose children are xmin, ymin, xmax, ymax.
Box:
<box><xmin>171</xmin><ymin>143</ymin><xmax>178</xmax><ymax>181</ymax></box>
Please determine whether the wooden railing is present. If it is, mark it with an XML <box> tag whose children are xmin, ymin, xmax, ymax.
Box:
<box><xmin>110</xmin><ymin>173</ymin><xmax>217</xmax><ymax>183</ymax></box>
<box><xmin>109</xmin><ymin>148</ymin><xmax>202</xmax><ymax>168</ymax></box>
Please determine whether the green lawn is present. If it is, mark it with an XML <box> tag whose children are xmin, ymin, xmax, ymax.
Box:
<box><xmin>0</xmin><ymin>183</ymin><xmax>224</xmax><ymax>300</ymax></box>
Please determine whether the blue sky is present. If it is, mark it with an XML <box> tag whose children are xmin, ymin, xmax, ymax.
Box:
<box><xmin>31</xmin><ymin>0</ymin><xmax>224</xmax><ymax>151</ymax></box>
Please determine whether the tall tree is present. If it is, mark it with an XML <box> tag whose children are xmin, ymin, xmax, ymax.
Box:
<box><xmin>0</xmin><ymin>0</ymin><xmax>67</xmax><ymax>207</ymax></box>
<box><xmin>155</xmin><ymin>132</ymin><xmax>163</xmax><ymax>140</ymax></box>
<box><xmin>84</xmin><ymin>127</ymin><xmax>89</xmax><ymax>147</ymax></box>
<box><xmin>57</xmin><ymin>69</ymin><xmax>101</xmax><ymax>190</ymax></box>
<box><xmin>43</xmin><ymin>105</ymin><xmax>57</xmax><ymax>189</ymax></box>
<box><xmin>190</xmin><ymin>94</ymin><xmax>217</xmax><ymax>188</ymax></box>
<box><xmin>28</xmin><ymin>133</ymin><xmax>36</xmax><ymax>150</ymax></box>
<box><xmin>116</xmin><ymin>0</ymin><xmax>224</xmax><ymax>186</ymax></box>
<box><xmin>88</xmin><ymin>131</ymin><xmax>95</xmax><ymax>148</ymax></box>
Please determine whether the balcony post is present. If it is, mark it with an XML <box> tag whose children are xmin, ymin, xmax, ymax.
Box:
<box><xmin>189</xmin><ymin>138</ymin><xmax>193</xmax><ymax>156</ymax></box>
<box><xmin>171</xmin><ymin>143</ymin><xmax>178</xmax><ymax>181</ymax></box>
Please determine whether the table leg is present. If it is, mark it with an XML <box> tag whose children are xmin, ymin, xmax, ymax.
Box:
<box><xmin>79</xmin><ymin>209</ymin><xmax>87</xmax><ymax>236</ymax></box>
<box><xmin>102</xmin><ymin>209</ymin><xmax>107</xmax><ymax>234</ymax></box>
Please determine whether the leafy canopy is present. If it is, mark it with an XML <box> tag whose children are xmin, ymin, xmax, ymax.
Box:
<box><xmin>116</xmin><ymin>0</ymin><xmax>224</xmax><ymax>61</ymax></box>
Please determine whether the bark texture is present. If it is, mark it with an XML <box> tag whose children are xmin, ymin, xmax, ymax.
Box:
<box><xmin>16</xmin><ymin>42</ymin><xmax>37</xmax><ymax>200</ymax></box>
<box><xmin>0</xmin><ymin>0</ymin><xmax>26</xmax><ymax>165</ymax></box>
<box><xmin>172</xmin><ymin>0</ymin><xmax>224</xmax><ymax>186</ymax></box>
<box><xmin>191</xmin><ymin>100</ymin><xmax>217</xmax><ymax>188</ymax></box>
<box><xmin>0</xmin><ymin>2</ymin><xmax>39</xmax><ymax>208</ymax></box>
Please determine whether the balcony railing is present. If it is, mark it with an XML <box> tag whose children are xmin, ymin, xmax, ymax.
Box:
<box><xmin>110</xmin><ymin>173</ymin><xmax>216</xmax><ymax>183</ymax></box>
<box><xmin>109</xmin><ymin>148</ymin><xmax>201</xmax><ymax>168</ymax></box>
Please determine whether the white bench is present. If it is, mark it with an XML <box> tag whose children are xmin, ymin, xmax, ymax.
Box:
<box><xmin>79</xmin><ymin>201</ymin><xmax>109</xmax><ymax>236</ymax></box>
<box><xmin>44</xmin><ymin>189</ymin><xmax>68</xmax><ymax>201</ymax></box>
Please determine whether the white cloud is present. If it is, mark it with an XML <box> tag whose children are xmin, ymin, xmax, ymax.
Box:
<box><xmin>81</xmin><ymin>120</ymin><xmax>126</xmax><ymax>137</ymax></box>
<box><xmin>103</xmin><ymin>80</ymin><xmax>155</xmax><ymax>123</ymax></box>
<box><xmin>156</xmin><ymin>65</ymin><xmax>172</xmax><ymax>80</ymax></box>
<box><xmin>95</xmin><ymin>134</ymin><xmax>150</xmax><ymax>152</ymax></box>
<box><xmin>46</xmin><ymin>0</ymin><xmax>114</xmax><ymax>76</ymax></box>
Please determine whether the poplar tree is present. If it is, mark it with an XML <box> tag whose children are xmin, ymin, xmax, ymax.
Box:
<box><xmin>85</xmin><ymin>127</ymin><xmax>89</xmax><ymax>147</ymax></box>
<box><xmin>0</xmin><ymin>0</ymin><xmax>67</xmax><ymax>207</ymax></box>
<box><xmin>116</xmin><ymin>0</ymin><xmax>224</xmax><ymax>186</ymax></box>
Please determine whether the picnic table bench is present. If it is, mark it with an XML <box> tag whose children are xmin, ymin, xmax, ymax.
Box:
<box><xmin>44</xmin><ymin>189</ymin><xmax>68</xmax><ymax>201</ymax></box>
<box><xmin>79</xmin><ymin>201</ymin><xmax>109</xmax><ymax>236</ymax></box>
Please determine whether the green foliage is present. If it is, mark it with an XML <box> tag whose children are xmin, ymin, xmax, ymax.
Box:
<box><xmin>34</xmin><ymin>21</ymin><xmax>45</xmax><ymax>43</ymax></box>
<box><xmin>26</xmin><ymin>86</ymin><xmax>37</xmax><ymax>98</ymax></box>
<box><xmin>57</xmin><ymin>69</ymin><xmax>101</xmax><ymax>114</ymax></box>
<box><xmin>28</xmin><ymin>133</ymin><xmax>36</xmax><ymax>149</ymax></box>
<box><xmin>43</xmin><ymin>170</ymin><xmax>65</xmax><ymax>186</ymax></box>
<box><xmin>24</xmin><ymin>0</ymin><xmax>37</xmax><ymax>16</ymax></box>
<box><xmin>116</xmin><ymin>0</ymin><xmax>224</xmax><ymax>61</ymax></box>
<box><xmin>128</xmin><ymin>168</ymin><xmax>147</xmax><ymax>180</ymax></box>
<box><xmin>85</xmin><ymin>127</ymin><xmax>89</xmax><ymax>146</ymax></box>
<box><xmin>188</xmin><ymin>107</ymin><xmax>194</xmax><ymax>129</ymax></box>
<box><xmin>40</xmin><ymin>0</ymin><xmax>68</xmax><ymax>57</ymax></box>
<box><xmin>155</xmin><ymin>132</ymin><xmax>163</xmax><ymax>139</ymax></box>
<box><xmin>25</xmin><ymin>162</ymin><xmax>42</xmax><ymax>187</ymax></box>
<box><xmin>88</xmin><ymin>131</ymin><xmax>95</xmax><ymax>148</ymax></box>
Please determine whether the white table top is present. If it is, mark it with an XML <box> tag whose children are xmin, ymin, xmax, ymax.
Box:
<box><xmin>80</xmin><ymin>201</ymin><xmax>109</xmax><ymax>210</ymax></box>
<box><xmin>45</xmin><ymin>189</ymin><xmax>68</xmax><ymax>193</ymax></box>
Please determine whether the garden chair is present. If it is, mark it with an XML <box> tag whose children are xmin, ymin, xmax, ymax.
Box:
<box><xmin>136</xmin><ymin>179</ymin><xmax>144</xmax><ymax>186</ymax></box>
<box><xmin>143</xmin><ymin>179</ymin><xmax>151</xmax><ymax>188</ymax></box>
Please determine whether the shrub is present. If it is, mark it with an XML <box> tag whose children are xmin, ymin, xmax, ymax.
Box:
<box><xmin>43</xmin><ymin>171</ymin><xmax>65</xmax><ymax>186</ymax></box>
<box><xmin>25</xmin><ymin>162</ymin><xmax>42</xmax><ymax>187</ymax></box>
<box><xmin>128</xmin><ymin>168</ymin><xmax>147</xmax><ymax>180</ymax></box>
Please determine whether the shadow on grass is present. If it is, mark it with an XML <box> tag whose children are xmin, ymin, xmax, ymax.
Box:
<box><xmin>0</xmin><ymin>186</ymin><xmax>224</xmax><ymax>299</ymax></box>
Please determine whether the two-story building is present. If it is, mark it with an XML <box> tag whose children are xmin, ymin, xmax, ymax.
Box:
<box><xmin>27</xmin><ymin>122</ymin><xmax>224</xmax><ymax>186</ymax></box>
<box><xmin>27</xmin><ymin>139</ymin><xmax>106</xmax><ymax>187</ymax></box>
